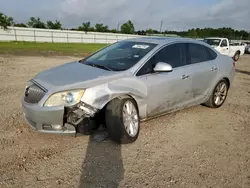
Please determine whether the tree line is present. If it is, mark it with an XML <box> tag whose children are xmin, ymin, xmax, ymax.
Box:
<box><xmin>0</xmin><ymin>12</ymin><xmax>135</xmax><ymax>34</ymax></box>
<box><xmin>1</xmin><ymin>12</ymin><xmax>250</xmax><ymax>40</ymax></box>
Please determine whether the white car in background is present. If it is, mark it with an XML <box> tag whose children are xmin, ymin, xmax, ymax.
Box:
<box><xmin>243</xmin><ymin>42</ymin><xmax>250</xmax><ymax>54</ymax></box>
<box><xmin>203</xmin><ymin>37</ymin><xmax>245</xmax><ymax>61</ymax></box>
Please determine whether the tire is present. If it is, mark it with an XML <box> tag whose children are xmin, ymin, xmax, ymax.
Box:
<box><xmin>105</xmin><ymin>97</ymin><xmax>140</xmax><ymax>144</ymax></box>
<box><xmin>204</xmin><ymin>79</ymin><xmax>229</xmax><ymax>108</ymax></box>
<box><xmin>233</xmin><ymin>51</ymin><xmax>240</xmax><ymax>61</ymax></box>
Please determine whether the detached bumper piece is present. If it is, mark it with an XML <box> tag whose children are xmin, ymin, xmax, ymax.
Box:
<box><xmin>66</xmin><ymin>102</ymin><xmax>100</xmax><ymax>135</ymax></box>
<box><xmin>66</xmin><ymin>102</ymin><xmax>98</xmax><ymax>125</ymax></box>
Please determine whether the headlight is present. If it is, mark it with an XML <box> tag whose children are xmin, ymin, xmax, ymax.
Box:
<box><xmin>44</xmin><ymin>90</ymin><xmax>85</xmax><ymax>107</ymax></box>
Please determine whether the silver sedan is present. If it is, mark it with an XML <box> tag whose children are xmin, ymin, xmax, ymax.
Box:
<box><xmin>22</xmin><ymin>37</ymin><xmax>235</xmax><ymax>144</ymax></box>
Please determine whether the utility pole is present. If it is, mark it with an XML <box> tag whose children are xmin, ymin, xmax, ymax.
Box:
<box><xmin>160</xmin><ymin>20</ymin><xmax>163</xmax><ymax>33</ymax></box>
<box><xmin>117</xmin><ymin>22</ymin><xmax>120</xmax><ymax>32</ymax></box>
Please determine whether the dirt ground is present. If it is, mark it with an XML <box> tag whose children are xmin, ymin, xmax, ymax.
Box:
<box><xmin>0</xmin><ymin>54</ymin><xmax>250</xmax><ymax>188</ymax></box>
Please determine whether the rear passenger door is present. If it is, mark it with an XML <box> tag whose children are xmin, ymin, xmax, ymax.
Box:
<box><xmin>186</xmin><ymin>43</ymin><xmax>219</xmax><ymax>104</ymax></box>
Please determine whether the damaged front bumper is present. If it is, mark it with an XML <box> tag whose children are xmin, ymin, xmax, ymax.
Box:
<box><xmin>22</xmin><ymin>99</ymin><xmax>98</xmax><ymax>136</ymax></box>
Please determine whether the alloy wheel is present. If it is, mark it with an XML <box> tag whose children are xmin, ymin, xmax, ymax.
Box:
<box><xmin>214</xmin><ymin>82</ymin><xmax>228</xmax><ymax>106</ymax></box>
<box><xmin>122</xmin><ymin>101</ymin><xmax>139</xmax><ymax>137</ymax></box>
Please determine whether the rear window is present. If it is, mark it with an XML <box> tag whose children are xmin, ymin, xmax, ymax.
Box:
<box><xmin>204</xmin><ymin>39</ymin><xmax>221</xmax><ymax>46</ymax></box>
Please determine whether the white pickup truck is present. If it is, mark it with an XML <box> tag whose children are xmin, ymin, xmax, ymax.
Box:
<box><xmin>203</xmin><ymin>37</ymin><xmax>245</xmax><ymax>61</ymax></box>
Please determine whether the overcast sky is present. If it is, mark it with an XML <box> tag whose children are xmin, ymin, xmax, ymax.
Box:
<box><xmin>0</xmin><ymin>0</ymin><xmax>250</xmax><ymax>31</ymax></box>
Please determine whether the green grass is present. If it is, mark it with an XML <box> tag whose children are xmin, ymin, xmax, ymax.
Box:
<box><xmin>0</xmin><ymin>41</ymin><xmax>108</xmax><ymax>56</ymax></box>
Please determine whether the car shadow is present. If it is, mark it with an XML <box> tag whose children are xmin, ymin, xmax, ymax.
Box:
<box><xmin>235</xmin><ymin>69</ymin><xmax>250</xmax><ymax>76</ymax></box>
<box><xmin>78</xmin><ymin>129</ymin><xmax>124</xmax><ymax>188</ymax></box>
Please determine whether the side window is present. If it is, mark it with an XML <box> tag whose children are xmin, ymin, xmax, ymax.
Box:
<box><xmin>158</xmin><ymin>43</ymin><xmax>186</xmax><ymax>68</ymax></box>
<box><xmin>136</xmin><ymin>43</ymin><xmax>186</xmax><ymax>76</ymax></box>
<box><xmin>205</xmin><ymin>47</ymin><xmax>218</xmax><ymax>60</ymax></box>
<box><xmin>188</xmin><ymin>43</ymin><xmax>211</xmax><ymax>64</ymax></box>
<box><xmin>136</xmin><ymin>56</ymin><xmax>156</xmax><ymax>76</ymax></box>
<box><xmin>221</xmin><ymin>39</ymin><xmax>227</xmax><ymax>47</ymax></box>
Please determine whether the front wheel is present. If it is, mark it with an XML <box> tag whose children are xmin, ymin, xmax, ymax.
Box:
<box><xmin>105</xmin><ymin>97</ymin><xmax>140</xmax><ymax>144</ymax></box>
<box><xmin>204</xmin><ymin>79</ymin><xmax>229</xmax><ymax>108</ymax></box>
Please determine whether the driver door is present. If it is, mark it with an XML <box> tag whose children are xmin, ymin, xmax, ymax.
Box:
<box><xmin>219</xmin><ymin>39</ymin><xmax>229</xmax><ymax>56</ymax></box>
<box><xmin>136</xmin><ymin>43</ymin><xmax>193</xmax><ymax>118</ymax></box>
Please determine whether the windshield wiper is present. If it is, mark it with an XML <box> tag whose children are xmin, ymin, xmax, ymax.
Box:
<box><xmin>86</xmin><ymin>63</ymin><xmax>113</xmax><ymax>71</ymax></box>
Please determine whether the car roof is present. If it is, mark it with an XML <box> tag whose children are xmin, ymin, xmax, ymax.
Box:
<box><xmin>125</xmin><ymin>36</ymin><xmax>207</xmax><ymax>46</ymax></box>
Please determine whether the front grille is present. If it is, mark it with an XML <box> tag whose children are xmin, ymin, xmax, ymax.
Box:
<box><xmin>24</xmin><ymin>83</ymin><xmax>46</xmax><ymax>104</ymax></box>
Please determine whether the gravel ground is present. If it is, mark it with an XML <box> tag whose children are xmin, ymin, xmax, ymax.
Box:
<box><xmin>0</xmin><ymin>55</ymin><xmax>250</xmax><ymax>188</ymax></box>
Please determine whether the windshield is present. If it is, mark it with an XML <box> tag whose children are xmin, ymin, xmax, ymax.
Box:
<box><xmin>80</xmin><ymin>41</ymin><xmax>157</xmax><ymax>71</ymax></box>
<box><xmin>203</xmin><ymin>39</ymin><xmax>221</xmax><ymax>46</ymax></box>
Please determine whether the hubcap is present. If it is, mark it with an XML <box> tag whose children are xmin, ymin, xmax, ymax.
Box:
<box><xmin>214</xmin><ymin>82</ymin><xmax>227</xmax><ymax>106</ymax></box>
<box><xmin>122</xmin><ymin>101</ymin><xmax>139</xmax><ymax>137</ymax></box>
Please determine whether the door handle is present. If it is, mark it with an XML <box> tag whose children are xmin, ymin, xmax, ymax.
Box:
<box><xmin>181</xmin><ymin>75</ymin><xmax>190</xmax><ymax>79</ymax></box>
<box><xmin>211</xmin><ymin>67</ymin><xmax>218</xmax><ymax>71</ymax></box>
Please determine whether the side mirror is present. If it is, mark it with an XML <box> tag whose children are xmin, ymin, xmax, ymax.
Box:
<box><xmin>153</xmin><ymin>62</ymin><xmax>173</xmax><ymax>72</ymax></box>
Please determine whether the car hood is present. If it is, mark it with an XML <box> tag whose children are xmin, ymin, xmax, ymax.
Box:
<box><xmin>32</xmin><ymin>61</ymin><xmax>126</xmax><ymax>91</ymax></box>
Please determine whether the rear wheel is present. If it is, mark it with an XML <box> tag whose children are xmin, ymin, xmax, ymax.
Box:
<box><xmin>204</xmin><ymin>79</ymin><xmax>229</xmax><ymax>108</ymax></box>
<box><xmin>105</xmin><ymin>97</ymin><xmax>140</xmax><ymax>144</ymax></box>
<box><xmin>233</xmin><ymin>51</ymin><xmax>240</xmax><ymax>61</ymax></box>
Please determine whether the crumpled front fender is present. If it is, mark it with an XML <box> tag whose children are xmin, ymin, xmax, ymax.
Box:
<box><xmin>80</xmin><ymin>77</ymin><xmax>148</xmax><ymax>119</ymax></box>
